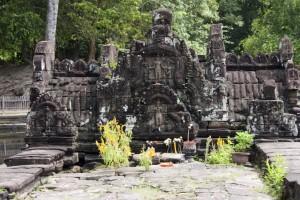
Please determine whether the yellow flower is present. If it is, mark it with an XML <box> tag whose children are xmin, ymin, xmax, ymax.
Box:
<box><xmin>149</xmin><ymin>147</ymin><xmax>156</xmax><ymax>157</ymax></box>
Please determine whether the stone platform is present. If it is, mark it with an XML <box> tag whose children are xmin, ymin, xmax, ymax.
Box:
<box><xmin>0</xmin><ymin>145</ymin><xmax>78</xmax><ymax>198</ymax></box>
<box><xmin>255</xmin><ymin>141</ymin><xmax>300</xmax><ymax>200</ymax></box>
<box><xmin>24</xmin><ymin>162</ymin><xmax>272</xmax><ymax>200</ymax></box>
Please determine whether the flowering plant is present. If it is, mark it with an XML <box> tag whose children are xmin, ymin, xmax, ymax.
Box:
<box><xmin>206</xmin><ymin>136</ymin><xmax>234</xmax><ymax>164</ymax></box>
<box><xmin>96</xmin><ymin>117</ymin><xmax>132</xmax><ymax>174</ymax></box>
<box><xmin>139</xmin><ymin>145</ymin><xmax>155</xmax><ymax>171</ymax></box>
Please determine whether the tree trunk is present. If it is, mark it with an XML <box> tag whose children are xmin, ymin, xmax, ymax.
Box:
<box><xmin>88</xmin><ymin>36</ymin><xmax>96</xmax><ymax>61</ymax></box>
<box><xmin>45</xmin><ymin>0</ymin><xmax>59</xmax><ymax>49</ymax></box>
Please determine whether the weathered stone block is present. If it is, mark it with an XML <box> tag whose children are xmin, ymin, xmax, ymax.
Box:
<box><xmin>234</xmin><ymin>99</ymin><xmax>242</xmax><ymax>112</ymax></box>
<box><xmin>226</xmin><ymin>72</ymin><xmax>233</xmax><ymax>82</ymax></box>
<box><xmin>233</xmin><ymin>84</ymin><xmax>240</xmax><ymax>99</ymax></box>
<box><xmin>232</xmin><ymin>72</ymin><xmax>239</xmax><ymax>83</ymax></box>
<box><xmin>208</xmin><ymin>121</ymin><xmax>230</xmax><ymax>129</ymax></box>
<box><xmin>239</xmin><ymin>71</ymin><xmax>245</xmax><ymax>83</ymax></box>
<box><xmin>262</xmin><ymin>79</ymin><xmax>278</xmax><ymax>100</ymax></box>
<box><xmin>252</xmin><ymin>84</ymin><xmax>260</xmax><ymax>98</ymax></box>
<box><xmin>240</xmin><ymin>84</ymin><xmax>246</xmax><ymax>98</ymax></box>
<box><xmin>245</xmin><ymin>84</ymin><xmax>253</xmax><ymax>98</ymax></box>
<box><xmin>228</xmin><ymin>99</ymin><xmax>234</xmax><ymax>111</ymax></box>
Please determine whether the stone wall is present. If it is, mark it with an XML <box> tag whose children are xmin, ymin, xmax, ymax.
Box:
<box><xmin>25</xmin><ymin>8</ymin><xmax>300</xmax><ymax>155</ymax></box>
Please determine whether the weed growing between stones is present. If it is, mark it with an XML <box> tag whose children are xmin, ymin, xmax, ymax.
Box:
<box><xmin>193</xmin><ymin>155</ymin><xmax>203</xmax><ymax>162</ymax></box>
<box><xmin>263</xmin><ymin>154</ymin><xmax>287</xmax><ymax>199</ymax></box>
<box><xmin>131</xmin><ymin>185</ymin><xmax>169</xmax><ymax>199</ymax></box>
<box><xmin>0</xmin><ymin>187</ymin><xmax>6</xmax><ymax>192</ymax></box>
<box><xmin>139</xmin><ymin>145</ymin><xmax>155</xmax><ymax>171</ymax></box>
<box><xmin>205</xmin><ymin>136</ymin><xmax>234</xmax><ymax>164</ymax></box>
<box><xmin>95</xmin><ymin>118</ymin><xmax>132</xmax><ymax>175</ymax></box>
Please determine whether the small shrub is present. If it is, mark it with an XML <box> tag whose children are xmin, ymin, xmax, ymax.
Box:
<box><xmin>139</xmin><ymin>145</ymin><xmax>155</xmax><ymax>171</ymax></box>
<box><xmin>263</xmin><ymin>154</ymin><xmax>287</xmax><ymax>199</ymax></box>
<box><xmin>234</xmin><ymin>131</ymin><xmax>254</xmax><ymax>152</ymax></box>
<box><xmin>207</xmin><ymin>137</ymin><xmax>234</xmax><ymax>164</ymax></box>
<box><xmin>0</xmin><ymin>188</ymin><xmax>6</xmax><ymax>193</ymax></box>
<box><xmin>95</xmin><ymin>118</ymin><xmax>132</xmax><ymax>175</ymax></box>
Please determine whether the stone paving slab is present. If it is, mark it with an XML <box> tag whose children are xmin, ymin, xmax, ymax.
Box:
<box><xmin>25</xmin><ymin>162</ymin><xmax>274</xmax><ymax>200</ymax></box>
<box><xmin>256</xmin><ymin>142</ymin><xmax>300</xmax><ymax>200</ymax></box>
<box><xmin>0</xmin><ymin>146</ymin><xmax>73</xmax><ymax>196</ymax></box>
<box><xmin>4</xmin><ymin>149</ymin><xmax>65</xmax><ymax>166</ymax></box>
<box><xmin>0</xmin><ymin>166</ymin><xmax>42</xmax><ymax>193</ymax></box>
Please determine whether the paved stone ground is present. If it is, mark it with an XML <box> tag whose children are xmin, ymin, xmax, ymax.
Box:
<box><xmin>24</xmin><ymin>162</ymin><xmax>273</xmax><ymax>200</ymax></box>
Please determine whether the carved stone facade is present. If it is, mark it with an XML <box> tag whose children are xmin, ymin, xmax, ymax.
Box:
<box><xmin>26</xmin><ymin>8</ymin><xmax>299</xmax><ymax>154</ymax></box>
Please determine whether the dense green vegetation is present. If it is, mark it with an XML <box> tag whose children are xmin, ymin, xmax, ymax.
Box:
<box><xmin>0</xmin><ymin>0</ymin><xmax>299</xmax><ymax>63</ymax></box>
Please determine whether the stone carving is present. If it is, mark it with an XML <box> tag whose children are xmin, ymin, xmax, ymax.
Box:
<box><xmin>27</xmin><ymin>8</ymin><xmax>299</xmax><ymax>155</ymax></box>
<box><xmin>26</xmin><ymin>93</ymin><xmax>77</xmax><ymax>145</ymax></box>
<box><xmin>226</xmin><ymin>53</ymin><xmax>238</xmax><ymax>65</ymax></box>
<box><xmin>69</xmin><ymin>59</ymin><xmax>89</xmax><ymax>76</ymax></box>
<box><xmin>34</xmin><ymin>41</ymin><xmax>54</xmax><ymax>71</ymax></box>
<box><xmin>238</xmin><ymin>53</ymin><xmax>253</xmax><ymax>65</ymax></box>
<box><xmin>153</xmin><ymin>100</ymin><xmax>166</xmax><ymax>126</ymax></box>
<box><xmin>286</xmin><ymin>68</ymin><xmax>300</xmax><ymax>90</ymax></box>
<box><xmin>254</xmin><ymin>53</ymin><xmax>268</xmax><ymax>64</ymax></box>
<box><xmin>279</xmin><ymin>35</ymin><xmax>293</xmax><ymax>63</ymax></box>
<box><xmin>247</xmin><ymin>100</ymin><xmax>284</xmax><ymax>136</ymax></box>
<box><xmin>209</xmin><ymin>23</ymin><xmax>223</xmax><ymax>38</ymax></box>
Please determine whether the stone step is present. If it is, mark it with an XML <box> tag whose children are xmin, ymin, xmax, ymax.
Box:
<box><xmin>0</xmin><ymin>115</ymin><xmax>27</xmax><ymax>123</ymax></box>
<box><xmin>0</xmin><ymin>145</ymin><xmax>79</xmax><ymax>197</ymax></box>
<box><xmin>255</xmin><ymin>142</ymin><xmax>300</xmax><ymax>200</ymax></box>
<box><xmin>0</xmin><ymin>124</ymin><xmax>26</xmax><ymax>133</ymax></box>
<box><xmin>5</xmin><ymin>145</ymin><xmax>77</xmax><ymax>165</ymax></box>
<box><xmin>4</xmin><ymin>149</ymin><xmax>66</xmax><ymax>166</ymax></box>
<box><xmin>0</xmin><ymin>164</ymin><xmax>43</xmax><ymax>194</ymax></box>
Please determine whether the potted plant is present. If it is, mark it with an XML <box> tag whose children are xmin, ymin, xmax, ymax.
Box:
<box><xmin>232</xmin><ymin>131</ymin><xmax>254</xmax><ymax>164</ymax></box>
<box><xmin>183</xmin><ymin>123</ymin><xmax>197</xmax><ymax>162</ymax></box>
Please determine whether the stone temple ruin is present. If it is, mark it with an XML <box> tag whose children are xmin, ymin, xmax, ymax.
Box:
<box><xmin>4</xmin><ymin>8</ymin><xmax>300</xmax><ymax>167</ymax></box>
<box><xmin>2</xmin><ymin>8</ymin><xmax>300</xmax><ymax>199</ymax></box>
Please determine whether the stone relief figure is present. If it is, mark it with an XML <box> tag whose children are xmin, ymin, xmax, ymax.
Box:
<box><xmin>148</xmin><ymin>60</ymin><xmax>172</xmax><ymax>81</ymax></box>
<box><xmin>149</xmin><ymin>60</ymin><xmax>164</xmax><ymax>81</ymax></box>
<box><xmin>154</xmin><ymin>100</ymin><xmax>166</xmax><ymax>126</ymax></box>
<box><xmin>44</xmin><ymin>106</ymin><xmax>54</xmax><ymax>134</ymax></box>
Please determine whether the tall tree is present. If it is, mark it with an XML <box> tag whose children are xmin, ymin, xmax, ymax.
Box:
<box><xmin>57</xmin><ymin>0</ymin><xmax>150</xmax><ymax>60</ymax></box>
<box><xmin>45</xmin><ymin>0</ymin><xmax>59</xmax><ymax>49</ymax></box>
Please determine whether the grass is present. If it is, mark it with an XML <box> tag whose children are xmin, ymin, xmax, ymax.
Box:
<box><xmin>132</xmin><ymin>185</ymin><xmax>168</xmax><ymax>199</ymax></box>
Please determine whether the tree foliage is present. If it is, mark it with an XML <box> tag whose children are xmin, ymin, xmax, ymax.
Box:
<box><xmin>0</xmin><ymin>0</ymin><xmax>46</xmax><ymax>62</ymax></box>
<box><xmin>1</xmin><ymin>0</ymin><xmax>299</xmax><ymax>64</ymax></box>
<box><xmin>143</xmin><ymin>0</ymin><xmax>219</xmax><ymax>54</ymax></box>
<box><xmin>57</xmin><ymin>0</ymin><xmax>151</xmax><ymax>60</ymax></box>
<box><xmin>217</xmin><ymin>0</ymin><xmax>262</xmax><ymax>53</ymax></box>
<box><xmin>241</xmin><ymin>0</ymin><xmax>300</xmax><ymax>63</ymax></box>
<box><xmin>0</xmin><ymin>0</ymin><xmax>220</xmax><ymax>62</ymax></box>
